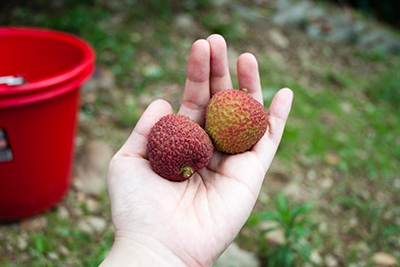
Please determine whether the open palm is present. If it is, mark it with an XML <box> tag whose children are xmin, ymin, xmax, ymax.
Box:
<box><xmin>101</xmin><ymin>35</ymin><xmax>293</xmax><ymax>266</ymax></box>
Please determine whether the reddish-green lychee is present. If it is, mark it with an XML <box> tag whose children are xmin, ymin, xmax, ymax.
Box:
<box><xmin>147</xmin><ymin>114</ymin><xmax>213</xmax><ymax>182</ymax></box>
<box><xmin>205</xmin><ymin>88</ymin><xmax>268</xmax><ymax>154</ymax></box>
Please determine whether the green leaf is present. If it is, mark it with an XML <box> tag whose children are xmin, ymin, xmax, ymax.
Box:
<box><xmin>295</xmin><ymin>241</ymin><xmax>313</xmax><ymax>261</ymax></box>
<box><xmin>246</xmin><ymin>212</ymin><xmax>269</xmax><ymax>226</ymax></box>
<box><xmin>384</xmin><ymin>225</ymin><xmax>400</xmax><ymax>237</ymax></box>
<box><xmin>294</xmin><ymin>225</ymin><xmax>311</xmax><ymax>238</ymax></box>
<box><xmin>277</xmin><ymin>245</ymin><xmax>293</xmax><ymax>267</ymax></box>
<box><xmin>276</xmin><ymin>193</ymin><xmax>288</xmax><ymax>218</ymax></box>
<box><xmin>261</xmin><ymin>226</ymin><xmax>281</xmax><ymax>235</ymax></box>
<box><xmin>253</xmin><ymin>211</ymin><xmax>282</xmax><ymax>224</ymax></box>
<box><xmin>289</xmin><ymin>202</ymin><xmax>313</xmax><ymax>219</ymax></box>
<box><xmin>34</xmin><ymin>235</ymin><xmax>44</xmax><ymax>253</ymax></box>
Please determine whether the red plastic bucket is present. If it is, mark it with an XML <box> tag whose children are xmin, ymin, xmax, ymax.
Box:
<box><xmin>0</xmin><ymin>27</ymin><xmax>95</xmax><ymax>220</ymax></box>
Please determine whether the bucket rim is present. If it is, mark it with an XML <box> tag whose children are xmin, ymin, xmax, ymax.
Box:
<box><xmin>0</xmin><ymin>64</ymin><xmax>94</xmax><ymax>108</ymax></box>
<box><xmin>0</xmin><ymin>26</ymin><xmax>95</xmax><ymax>95</ymax></box>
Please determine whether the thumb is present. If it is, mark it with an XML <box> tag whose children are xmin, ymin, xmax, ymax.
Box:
<box><xmin>117</xmin><ymin>99</ymin><xmax>173</xmax><ymax>159</ymax></box>
<box><xmin>252</xmin><ymin>88</ymin><xmax>293</xmax><ymax>169</ymax></box>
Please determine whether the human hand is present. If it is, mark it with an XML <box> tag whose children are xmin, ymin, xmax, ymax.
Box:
<box><xmin>100</xmin><ymin>34</ymin><xmax>293</xmax><ymax>267</ymax></box>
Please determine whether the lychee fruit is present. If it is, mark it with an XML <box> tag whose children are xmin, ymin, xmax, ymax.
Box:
<box><xmin>147</xmin><ymin>114</ymin><xmax>213</xmax><ymax>182</ymax></box>
<box><xmin>205</xmin><ymin>88</ymin><xmax>268</xmax><ymax>154</ymax></box>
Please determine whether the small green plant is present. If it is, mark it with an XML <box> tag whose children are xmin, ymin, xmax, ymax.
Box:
<box><xmin>247</xmin><ymin>193</ymin><xmax>316</xmax><ymax>267</ymax></box>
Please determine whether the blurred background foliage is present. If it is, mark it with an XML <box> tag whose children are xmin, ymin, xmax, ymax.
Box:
<box><xmin>325</xmin><ymin>0</ymin><xmax>400</xmax><ymax>26</ymax></box>
<box><xmin>2</xmin><ymin>0</ymin><xmax>400</xmax><ymax>26</ymax></box>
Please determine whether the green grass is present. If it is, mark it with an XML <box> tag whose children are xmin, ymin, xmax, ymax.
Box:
<box><xmin>272</xmin><ymin>58</ymin><xmax>400</xmax><ymax>180</ymax></box>
<box><xmin>0</xmin><ymin>191</ymin><xmax>113</xmax><ymax>267</ymax></box>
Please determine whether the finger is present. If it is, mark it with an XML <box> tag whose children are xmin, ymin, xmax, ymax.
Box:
<box><xmin>118</xmin><ymin>99</ymin><xmax>173</xmax><ymax>158</ymax></box>
<box><xmin>267</xmin><ymin>88</ymin><xmax>294</xmax><ymax>146</ymax></box>
<box><xmin>179</xmin><ymin>39</ymin><xmax>211</xmax><ymax>127</ymax></box>
<box><xmin>252</xmin><ymin>88</ymin><xmax>294</xmax><ymax>168</ymax></box>
<box><xmin>237</xmin><ymin>53</ymin><xmax>263</xmax><ymax>105</ymax></box>
<box><xmin>207</xmin><ymin>34</ymin><xmax>233</xmax><ymax>95</ymax></box>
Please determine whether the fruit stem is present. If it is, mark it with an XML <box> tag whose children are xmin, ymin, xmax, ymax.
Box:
<box><xmin>180</xmin><ymin>166</ymin><xmax>194</xmax><ymax>179</ymax></box>
<box><xmin>241</xmin><ymin>88</ymin><xmax>249</xmax><ymax>94</ymax></box>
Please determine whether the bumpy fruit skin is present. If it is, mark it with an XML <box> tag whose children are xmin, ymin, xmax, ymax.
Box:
<box><xmin>205</xmin><ymin>89</ymin><xmax>268</xmax><ymax>154</ymax></box>
<box><xmin>147</xmin><ymin>114</ymin><xmax>213</xmax><ymax>182</ymax></box>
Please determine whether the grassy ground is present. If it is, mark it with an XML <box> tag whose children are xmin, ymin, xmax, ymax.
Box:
<box><xmin>1</xmin><ymin>0</ymin><xmax>399</xmax><ymax>266</ymax></box>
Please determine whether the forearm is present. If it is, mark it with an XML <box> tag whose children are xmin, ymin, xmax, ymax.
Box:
<box><xmin>99</xmin><ymin>234</ymin><xmax>189</xmax><ymax>267</ymax></box>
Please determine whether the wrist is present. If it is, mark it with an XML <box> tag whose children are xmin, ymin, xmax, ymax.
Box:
<box><xmin>99</xmin><ymin>231</ymin><xmax>188</xmax><ymax>267</ymax></box>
